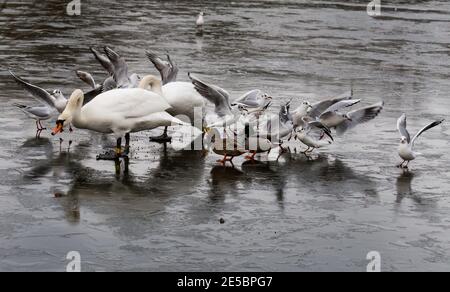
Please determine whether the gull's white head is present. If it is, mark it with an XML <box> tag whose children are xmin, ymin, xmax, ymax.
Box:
<box><xmin>400</xmin><ymin>137</ymin><xmax>408</xmax><ymax>144</ymax></box>
<box><xmin>263</xmin><ymin>93</ymin><xmax>273</xmax><ymax>101</ymax></box>
<box><xmin>203</xmin><ymin>127</ymin><xmax>220</xmax><ymax>149</ymax></box>
<box><xmin>301</xmin><ymin>101</ymin><xmax>312</xmax><ymax>112</ymax></box>
<box><xmin>343</xmin><ymin>114</ymin><xmax>352</xmax><ymax>121</ymax></box>
<box><xmin>52</xmin><ymin>89</ymin><xmax>64</xmax><ymax>99</ymax></box>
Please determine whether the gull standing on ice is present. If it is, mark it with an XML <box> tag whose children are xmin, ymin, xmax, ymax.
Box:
<box><xmin>13</xmin><ymin>103</ymin><xmax>52</xmax><ymax>137</ymax></box>
<box><xmin>397</xmin><ymin>113</ymin><xmax>444</xmax><ymax>168</ymax></box>
<box><xmin>196</xmin><ymin>12</ymin><xmax>205</xmax><ymax>27</ymax></box>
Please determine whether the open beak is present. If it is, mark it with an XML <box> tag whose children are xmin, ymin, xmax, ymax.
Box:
<box><xmin>51</xmin><ymin>120</ymin><xmax>64</xmax><ymax>136</ymax></box>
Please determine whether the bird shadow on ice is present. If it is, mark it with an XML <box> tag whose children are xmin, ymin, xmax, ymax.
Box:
<box><xmin>208</xmin><ymin>164</ymin><xmax>246</xmax><ymax>201</ymax></box>
<box><xmin>145</xmin><ymin>147</ymin><xmax>206</xmax><ymax>196</ymax></box>
<box><xmin>206</xmin><ymin>160</ymin><xmax>287</xmax><ymax>209</ymax></box>
<box><xmin>394</xmin><ymin>170</ymin><xmax>437</xmax><ymax>208</ymax></box>
<box><xmin>278</xmin><ymin>154</ymin><xmax>379</xmax><ymax>200</ymax></box>
<box><xmin>241</xmin><ymin>160</ymin><xmax>287</xmax><ymax>209</ymax></box>
<box><xmin>396</xmin><ymin>170</ymin><xmax>415</xmax><ymax>203</ymax></box>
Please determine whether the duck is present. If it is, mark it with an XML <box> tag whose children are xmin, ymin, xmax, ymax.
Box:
<box><xmin>243</xmin><ymin>122</ymin><xmax>279</xmax><ymax>161</ymax></box>
<box><xmin>204</xmin><ymin>127</ymin><xmax>245</xmax><ymax>166</ymax></box>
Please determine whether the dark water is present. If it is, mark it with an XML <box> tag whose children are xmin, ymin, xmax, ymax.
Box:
<box><xmin>1</xmin><ymin>0</ymin><xmax>450</xmax><ymax>271</ymax></box>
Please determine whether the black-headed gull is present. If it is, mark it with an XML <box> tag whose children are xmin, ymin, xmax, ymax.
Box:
<box><xmin>397</xmin><ymin>113</ymin><xmax>444</xmax><ymax>168</ymax></box>
<box><xmin>13</xmin><ymin>103</ymin><xmax>52</xmax><ymax>138</ymax></box>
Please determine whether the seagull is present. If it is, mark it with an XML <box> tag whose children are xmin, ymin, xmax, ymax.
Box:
<box><xmin>292</xmin><ymin>89</ymin><xmax>353</xmax><ymax>128</ymax></box>
<box><xmin>89</xmin><ymin>47</ymin><xmax>140</xmax><ymax>90</ymax></box>
<box><xmin>260</xmin><ymin>101</ymin><xmax>295</xmax><ymax>143</ymax></box>
<box><xmin>144</xmin><ymin>55</ymin><xmax>204</xmax><ymax>142</ymax></box>
<box><xmin>89</xmin><ymin>47</ymin><xmax>117</xmax><ymax>91</ymax></box>
<box><xmin>13</xmin><ymin>103</ymin><xmax>52</xmax><ymax>138</ymax></box>
<box><xmin>145</xmin><ymin>50</ymin><xmax>179</xmax><ymax>85</ymax></box>
<box><xmin>10</xmin><ymin>70</ymin><xmax>67</xmax><ymax>113</ymax></box>
<box><xmin>10</xmin><ymin>70</ymin><xmax>102</xmax><ymax>109</ymax></box>
<box><xmin>189</xmin><ymin>73</ymin><xmax>245</xmax><ymax>130</ymax></box>
<box><xmin>76</xmin><ymin>70</ymin><xmax>100</xmax><ymax>90</ymax></box>
<box><xmin>319</xmin><ymin>101</ymin><xmax>384</xmax><ymax>135</ymax></box>
<box><xmin>397</xmin><ymin>113</ymin><xmax>444</xmax><ymax>168</ymax></box>
<box><xmin>231</xmin><ymin>89</ymin><xmax>272</xmax><ymax>109</ymax></box>
<box><xmin>295</xmin><ymin>125</ymin><xmax>333</xmax><ymax>154</ymax></box>
<box><xmin>196</xmin><ymin>11</ymin><xmax>205</xmax><ymax>27</ymax></box>
<box><xmin>103</xmin><ymin>46</ymin><xmax>140</xmax><ymax>89</ymax></box>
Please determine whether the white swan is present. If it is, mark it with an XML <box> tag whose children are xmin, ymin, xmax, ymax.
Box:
<box><xmin>145</xmin><ymin>79</ymin><xmax>205</xmax><ymax>142</ymax></box>
<box><xmin>51</xmin><ymin>75</ymin><xmax>188</xmax><ymax>159</ymax></box>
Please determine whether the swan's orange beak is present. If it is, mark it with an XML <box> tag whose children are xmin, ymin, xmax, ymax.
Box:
<box><xmin>51</xmin><ymin>120</ymin><xmax>64</xmax><ymax>136</ymax></box>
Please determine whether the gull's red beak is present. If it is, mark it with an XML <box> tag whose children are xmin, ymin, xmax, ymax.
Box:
<box><xmin>51</xmin><ymin>120</ymin><xmax>64</xmax><ymax>136</ymax></box>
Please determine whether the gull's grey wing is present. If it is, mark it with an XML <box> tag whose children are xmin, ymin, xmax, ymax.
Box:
<box><xmin>145</xmin><ymin>50</ymin><xmax>178</xmax><ymax>85</ymax></box>
<box><xmin>104</xmin><ymin>47</ymin><xmax>130</xmax><ymax>88</ymax></box>
<box><xmin>320</xmin><ymin>99</ymin><xmax>361</xmax><ymax>116</ymax></box>
<box><xmin>188</xmin><ymin>73</ymin><xmax>232</xmax><ymax>117</ymax></box>
<box><xmin>308</xmin><ymin>121</ymin><xmax>334</xmax><ymax>141</ymax></box>
<box><xmin>14</xmin><ymin>103</ymin><xmax>51</xmax><ymax>118</ymax></box>
<box><xmin>397</xmin><ymin>113</ymin><xmax>410</xmax><ymax>143</ymax></box>
<box><xmin>166</xmin><ymin>54</ymin><xmax>179</xmax><ymax>83</ymax></box>
<box><xmin>336</xmin><ymin>101</ymin><xmax>384</xmax><ymax>135</ymax></box>
<box><xmin>76</xmin><ymin>70</ymin><xmax>96</xmax><ymax>89</ymax></box>
<box><xmin>279</xmin><ymin>100</ymin><xmax>293</xmax><ymax>124</ymax></box>
<box><xmin>411</xmin><ymin>119</ymin><xmax>444</xmax><ymax>147</ymax></box>
<box><xmin>102</xmin><ymin>77</ymin><xmax>117</xmax><ymax>92</ymax></box>
<box><xmin>9</xmin><ymin>70</ymin><xmax>55</xmax><ymax>107</ymax></box>
<box><xmin>90</xmin><ymin>47</ymin><xmax>114</xmax><ymax>76</ymax></box>
<box><xmin>232</xmin><ymin>89</ymin><xmax>263</xmax><ymax>107</ymax></box>
<box><xmin>83</xmin><ymin>85</ymin><xmax>103</xmax><ymax>105</ymax></box>
<box><xmin>309</xmin><ymin>91</ymin><xmax>353</xmax><ymax>119</ymax></box>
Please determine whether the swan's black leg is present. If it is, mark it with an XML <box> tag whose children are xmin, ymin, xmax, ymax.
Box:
<box><xmin>96</xmin><ymin>137</ymin><xmax>123</xmax><ymax>160</ymax></box>
<box><xmin>124</xmin><ymin>133</ymin><xmax>130</xmax><ymax>155</ymax></box>
<box><xmin>115</xmin><ymin>137</ymin><xmax>122</xmax><ymax>157</ymax></box>
<box><xmin>149</xmin><ymin>126</ymin><xmax>172</xmax><ymax>143</ymax></box>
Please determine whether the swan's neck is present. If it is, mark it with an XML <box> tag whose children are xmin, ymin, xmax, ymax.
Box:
<box><xmin>72</xmin><ymin>108</ymin><xmax>88</xmax><ymax>129</ymax></box>
<box><xmin>150</xmin><ymin>82</ymin><xmax>163</xmax><ymax>96</ymax></box>
<box><xmin>139</xmin><ymin>76</ymin><xmax>163</xmax><ymax>96</ymax></box>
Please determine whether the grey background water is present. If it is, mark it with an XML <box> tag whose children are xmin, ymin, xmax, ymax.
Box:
<box><xmin>0</xmin><ymin>0</ymin><xmax>450</xmax><ymax>271</ymax></box>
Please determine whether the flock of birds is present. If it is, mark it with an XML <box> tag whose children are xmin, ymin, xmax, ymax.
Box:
<box><xmin>9</xmin><ymin>12</ymin><xmax>445</xmax><ymax>169</ymax></box>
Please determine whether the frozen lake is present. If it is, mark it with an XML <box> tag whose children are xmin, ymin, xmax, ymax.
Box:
<box><xmin>0</xmin><ymin>0</ymin><xmax>449</xmax><ymax>271</ymax></box>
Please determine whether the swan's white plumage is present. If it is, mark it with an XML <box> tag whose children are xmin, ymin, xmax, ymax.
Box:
<box><xmin>59</xmin><ymin>86</ymin><xmax>186</xmax><ymax>138</ymax></box>
<box><xmin>161</xmin><ymin>81</ymin><xmax>205</xmax><ymax>123</ymax></box>
<box><xmin>83</xmin><ymin>88</ymin><xmax>171</xmax><ymax>120</ymax></box>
